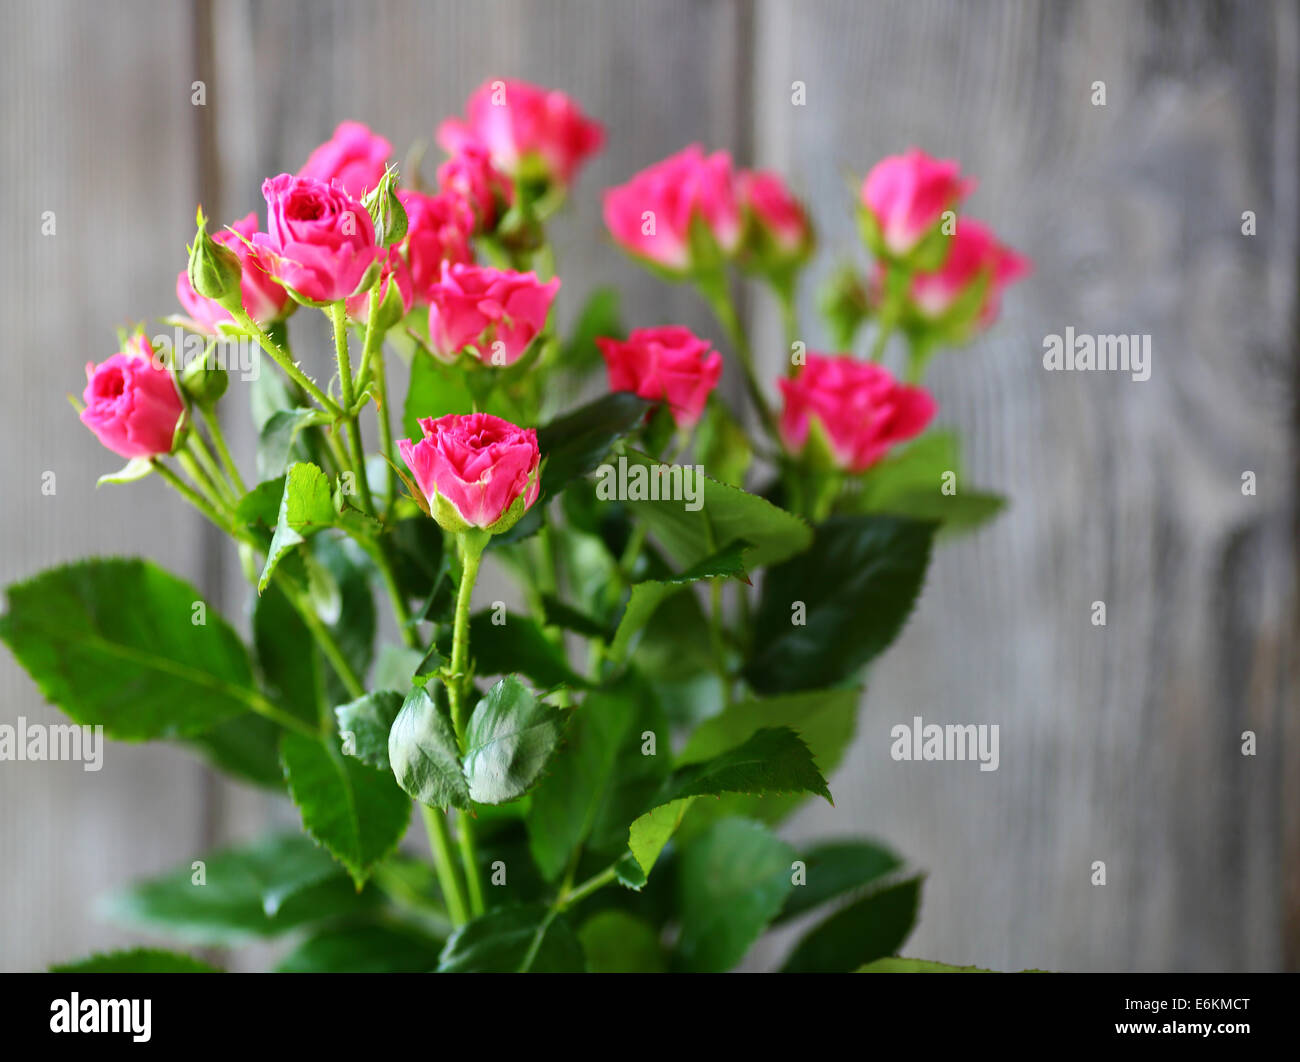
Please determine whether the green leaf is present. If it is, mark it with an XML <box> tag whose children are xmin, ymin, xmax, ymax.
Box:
<box><xmin>536</xmin><ymin>393</ymin><xmax>655</xmax><ymax>498</ymax></box>
<box><xmin>96</xmin><ymin>456</ymin><xmax>154</xmax><ymax>487</ymax></box>
<box><xmin>781</xmin><ymin>875</ymin><xmax>923</xmax><ymax>972</ymax></box>
<box><xmin>849</xmin><ymin>430</ymin><xmax>1005</xmax><ymax>533</ymax></box>
<box><xmin>275</xmin><ymin>922</ymin><xmax>445</xmax><ymax>972</ymax></box>
<box><xmin>540</xmin><ymin>594</ymin><xmax>608</xmax><ymax>639</ymax></box>
<box><xmin>778</xmin><ymin>840</ymin><xmax>903</xmax><ymax>923</ymax></box>
<box><xmin>335</xmin><ymin>690</ymin><xmax>404</xmax><ymax>771</ymax></box>
<box><xmin>527</xmin><ymin>675</ymin><xmax>670</xmax><ymax>880</ymax></box>
<box><xmin>464</xmin><ymin>676</ymin><xmax>566</xmax><ymax>805</ymax></box>
<box><xmin>744</xmin><ymin>515</ymin><xmax>935</xmax><ymax>695</ymax></box>
<box><xmin>618</xmin><ymin>449</ymin><xmax>811</xmax><ymax>569</ymax></box>
<box><xmin>258</xmin><ymin>463</ymin><xmax>378</xmax><ymax>593</ymax></box>
<box><xmin>858</xmin><ymin>956</ymin><xmax>991</xmax><ymax>973</ymax></box>
<box><xmin>607</xmin><ymin>541</ymin><xmax>750</xmax><ymax>665</ymax></box>
<box><xmin>674</xmin><ymin>818</ymin><xmax>795</xmax><ymax>972</ymax></box>
<box><xmin>235</xmin><ymin>476</ymin><xmax>285</xmax><ymax>538</ymax></box>
<box><xmin>102</xmin><ymin>834</ymin><xmax>375</xmax><ymax>942</ymax></box>
<box><xmin>578</xmin><ymin>910</ymin><xmax>667</xmax><ymax>972</ymax></box>
<box><xmin>0</xmin><ymin>558</ymin><xmax>257</xmax><ymax>740</ymax></box>
<box><xmin>437</xmin><ymin>904</ymin><xmax>585</xmax><ymax>972</ymax></box>
<box><xmin>559</xmin><ymin>286</ymin><xmax>623</xmax><ymax>375</ymax></box>
<box><xmin>280</xmin><ymin>731</ymin><xmax>411</xmax><ymax>888</ymax></box>
<box><xmin>467</xmin><ymin>610</ymin><xmax>589</xmax><ymax>689</ymax></box>
<box><xmin>184</xmin><ymin>713</ymin><xmax>284</xmax><ymax>789</ymax></box>
<box><xmin>675</xmin><ymin>687</ymin><xmax>860</xmax><ymax>828</ymax></box>
<box><xmin>628</xmin><ymin>727</ymin><xmax>831</xmax><ymax>876</ymax></box>
<box><xmin>252</xmin><ymin>579</ymin><xmax>325</xmax><ymax>727</ymax></box>
<box><xmin>51</xmin><ymin>948</ymin><xmax>221</xmax><ymax>973</ymax></box>
<box><xmin>257</xmin><ymin>407</ymin><xmax>329</xmax><ymax>481</ymax></box>
<box><xmin>402</xmin><ymin>352</ymin><xmax>477</xmax><ymax>441</ymax></box>
<box><xmin>388</xmin><ymin>685</ymin><xmax>469</xmax><ymax>810</ymax></box>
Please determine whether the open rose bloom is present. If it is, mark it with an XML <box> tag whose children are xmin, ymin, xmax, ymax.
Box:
<box><xmin>254</xmin><ymin>173</ymin><xmax>385</xmax><ymax>304</ymax></box>
<box><xmin>298</xmin><ymin>120</ymin><xmax>392</xmax><ymax>199</ymax></box>
<box><xmin>908</xmin><ymin>218</ymin><xmax>1032</xmax><ymax>330</ymax></box>
<box><xmin>860</xmin><ymin>148</ymin><xmax>974</xmax><ymax>259</ymax></box>
<box><xmin>778</xmin><ymin>353</ymin><xmax>936</xmax><ymax>473</ymax></box>
<box><xmin>425</xmin><ymin>262</ymin><xmax>559</xmax><ymax>365</ymax></box>
<box><xmin>597</xmin><ymin>326</ymin><xmax>722</xmax><ymax>428</ymax></box>
<box><xmin>80</xmin><ymin>335</ymin><xmax>185</xmax><ymax>460</ymax></box>
<box><xmin>399</xmin><ymin>412</ymin><xmax>540</xmax><ymax>534</ymax></box>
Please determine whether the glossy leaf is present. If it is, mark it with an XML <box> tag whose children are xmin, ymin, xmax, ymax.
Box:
<box><xmin>781</xmin><ymin>875</ymin><xmax>923</xmax><ymax>973</ymax></box>
<box><xmin>744</xmin><ymin>515</ymin><xmax>935</xmax><ymax>695</ymax></box>
<box><xmin>578</xmin><ymin>910</ymin><xmax>666</xmax><ymax>973</ymax></box>
<box><xmin>463</xmin><ymin>676</ymin><xmax>566</xmax><ymax>805</ymax></box>
<box><xmin>275</xmin><ymin>922</ymin><xmax>445</xmax><ymax>973</ymax></box>
<box><xmin>388</xmin><ymin>685</ymin><xmax>469</xmax><ymax>810</ymax></box>
<box><xmin>778</xmin><ymin>840</ymin><xmax>903</xmax><ymax>923</ymax></box>
<box><xmin>536</xmin><ymin>392</ymin><xmax>655</xmax><ymax>498</ymax></box>
<box><xmin>280</xmin><ymin>731</ymin><xmax>411</xmax><ymax>888</ymax></box>
<box><xmin>335</xmin><ymin>690</ymin><xmax>404</xmax><ymax>771</ymax></box>
<box><xmin>437</xmin><ymin>903</ymin><xmax>584</xmax><ymax>972</ymax></box>
<box><xmin>50</xmin><ymin>948</ymin><xmax>221</xmax><ymax>973</ymax></box>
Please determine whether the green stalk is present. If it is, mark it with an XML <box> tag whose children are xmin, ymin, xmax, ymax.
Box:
<box><xmin>447</xmin><ymin>532</ymin><xmax>487</xmax><ymax>747</ymax></box>
<box><xmin>456</xmin><ymin>812</ymin><xmax>486</xmax><ymax>917</ymax></box>
<box><xmin>199</xmin><ymin>406</ymin><xmax>246</xmax><ymax>495</ymax></box>
<box><xmin>229</xmin><ymin>305</ymin><xmax>343</xmax><ymax>416</ymax></box>
<box><xmin>328</xmin><ymin>301</ymin><xmax>375</xmax><ymax>515</ymax></box>
<box><xmin>698</xmin><ymin>275</ymin><xmax>781</xmax><ymax>443</ymax></box>
<box><xmin>421</xmin><ymin>805</ymin><xmax>470</xmax><ymax>927</ymax></box>
<box><xmin>189</xmin><ymin>432</ymin><xmax>237</xmax><ymax>507</ymax></box>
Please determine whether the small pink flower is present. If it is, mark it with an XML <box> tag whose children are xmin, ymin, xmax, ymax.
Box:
<box><xmin>437</xmin><ymin>79</ymin><xmax>603</xmax><ymax>189</ymax></box>
<box><xmin>425</xmin><ymin>262</ymin><xmax>559</xmax><ymax>366</ymax></box>
<box><xmin>778</xmin><ymin>353</ymin><xmax>936</xmax><ymax>473</ymax></box>
<box><xmin>399</xmin><ymin>412</ymin><xmax>541</xmax><ymax>532</ymax></box>
<box><xmin>345</xmin><ymin>246</ymin><xmax>414</xmax><ymax>323</ymax></box>
<box><xmin>397</xmin><ymin>189</ymin><xmax>475</xmax><ymax>303</ymax></box>
<box><xmin>254</xmin><ymin>174</ymin><xmax>385</xmax><ymax>304</ymax></box>
<box><xmin>175</xmin><ymin>212</ymin><xmax>290</xmax><ymax>333</ymax></box>
<box><xmin>437</xmin><ymin>143</ymin><xmax>513</xmax><ymax>233</ymax></box>
<box><xmin>603</xmin><ymin>144</ymin><xmax>742</xmax><ymax>272</ymax></box>
<box><xmin>861</xmin><ymin>148</ymin><xmax>974</xmax><ymax>257</ymax></box>
<box><xmin>739</xmin><ymin>169</ymin><xmax>812</xmax><ymax>261</ymax></box>
<box><xmin>298</xmin><ymin>120</ymin><xmax>392</xmax><ymax>200</ymax></box>
<box><xmin>909</xmin><ymin>219</ymin><xmax>1031</xmax><ymax>327</ymax></box>
<box><xmin>80</xmin><ymin>336</ymin><xmax>185</xmax><ymax>460</ymax></box>
<box><xmin>597</xmin><ymin>326</ymin><xmax>722</xmax><ymax>428</ymax></box>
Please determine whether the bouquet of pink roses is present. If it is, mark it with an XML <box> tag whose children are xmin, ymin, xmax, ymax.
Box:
<box><xmin>3</xmin><ymin>79</ymin><xmax>1026</xmax><ymax>973</ymax></box>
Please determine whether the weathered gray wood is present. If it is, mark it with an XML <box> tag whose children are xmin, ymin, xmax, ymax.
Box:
<box><xmin>0</xmin><ymin>0</ymin><xmax>215</xmax><ymax>971</ymax></box>
<box><xmin>747</xmin><ymin>0</ymin><xmax>1298</xmax><ymax>972</ymax></box>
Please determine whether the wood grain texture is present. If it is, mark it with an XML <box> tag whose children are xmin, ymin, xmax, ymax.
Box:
<box><xmin>747</xmin><ymin>0</ymin><xmax>1298</xmax><ymax>972</ymax></box>
<box><xmin>0</xmin><ymin>0</ymin><xmax>1294</xmax><ymax>972</ymax></box>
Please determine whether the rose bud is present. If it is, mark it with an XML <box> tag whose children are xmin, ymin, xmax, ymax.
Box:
<box><xmin>397</xmin><ymin>189</ymin><xmax>475</xmax><ymax>303</ymax></box>
<box><xmin>298</xmin><ymin>120</ymin><xmax>392</xmax><ymax>200</ymax></box>
<box><xmin>907</xmin><ymin>218</ymin><xmax>1031</xmax><ymax>334</ymax></box>
<box><xmin>345</xmin><ymin>246</ymin><xmax>414</xmax><ymax>327</ymax></box>
<box><xmin>738</xmin><ymin>169</ymin><xmax>813</xmax><ymax>271</ymax></box>
<box><xmin>80</xmin><ymin>335</ymin><xmax>186</xmax><ymax>460</ymax></box>
<box><xmin>603</xmin><ymin>144</ymin><xmax>742</xmax><ymax>274</ymax></box>
<box><xmin>437</xmin><ymin>143</ymin><xmax>513</xmax><ymax>234</ymax></box>
<box><xmin>436</xmin><ymin>78</ymin><xmax>604</xmax><ymax>191</ymax></box>
<box><xmin>398</xmin><ymin>412</ymin><xmax>541</xmax><ymax>535</ymax></box>
<box><xmin>425</xmin><ymin>262</ymin><xmax>559</xmax><ymax>366</ymax></box>
<box><xmin>361</xmin><ymin>167</ymin><xmax>408</xmax><ymax>248</ymax></box>
<box><xmin>778</xmin><ymin>353</ymin><xmax>936</xmax><ymax>473</ymax></box>
<box><xmin>176</xmin><ymin>212</ymin><xmax>291</xmax><ymax>333</ymax></box>
<box><xmin>254</xmin><ymin>174</ymin><xmax>385</xmax><ymax>305</ymax></box>
<box><xmin>860</xmin><ymin>148</ymin><xmax>974</xmax><ymax>261</ymax></box>
<box><xmin>597</xmin><ymin>326</ymin><xmax>722</xmax><ymax>429</ymax></box>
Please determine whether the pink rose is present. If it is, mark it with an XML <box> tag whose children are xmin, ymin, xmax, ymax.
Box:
<box><xmin>397</xmin><ymin>189</ymin><xmax>475</xmax><ymax>303</ymax></box>
<box><xmin>603</xmin><ymin>144</ymin><xmax>742</xmax><ymax>272</ymax></box>
<box><xmin>425</xmin><ymin>262</ymin><xmax>559</xmax><ymax>366</ymax></box>
<box><xmin>437</xmin><ymin>143</ymin><xmax>513</xmax><ymax>233</ymax></box>
<box><xmin>908</xmin><ymin>219</ymin><xmax>1031</xmax><ymax>328</ymax></box>
<box><xmin>175</xmin><ymin>212</ymin><xmax>290</xmax><ymax>332</ymax></box>
<box><xmin>861</xmin><ymin>148</ymin><xmax>974</xmax><ymax>257</ymax></box>
<box><xmin>739</xmin><ymin>170</ymin><xmax>812</xmax><ymax>261</ymax></box>
<box><xmin>437</xmin><ymin>79</ymin><xmax>603</xmax><ymax>189</ymax></box>
<box><xmin>80</xmin><ymin>336</ymin><xmax>185</xmax><ymax>460</ymax></box>
<box><xmin>399</xmin><ymin>412</ymin><xmax>541</xmax><ymax>533</ymax></box>
<box><xmin>778</xmin><ymin>353</ymin><xmax>936</xmax><ymax>473</ymax></box>
<box><xmin>345</xmin><ymin>246</ymin><xmax>414</xmax><ymax>323</ymax></box>
<box><xmin>253</xmin><ymin>174</ymin><xmax>384</xmax><ymax>304</ymax></box>
<box><xmin>597</xmin><ymin>326</ymin><xmax>722</xmax><ymax>428</ymax></box>
<box><xmin>298</xmin><ymin>120</ymin><xmax>392</xmax><ymax>199</ymax></box>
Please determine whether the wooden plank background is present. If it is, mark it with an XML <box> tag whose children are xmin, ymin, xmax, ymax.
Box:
<box><xmin>1</xmin><ymin>0</ymin><xmax>1295</xmax><ymax>972</ymax></box>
